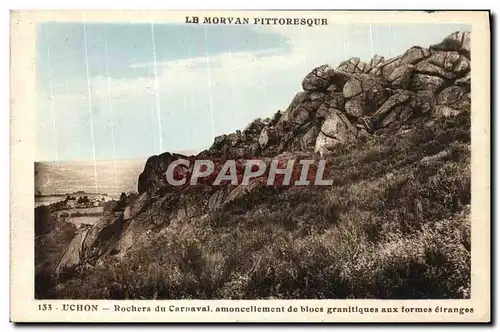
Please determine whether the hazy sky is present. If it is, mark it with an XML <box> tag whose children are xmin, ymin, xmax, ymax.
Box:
<box><xmin>36</xmin><ymin>22</ymin><xmax>471</xmax><ymax>162</ymax></box>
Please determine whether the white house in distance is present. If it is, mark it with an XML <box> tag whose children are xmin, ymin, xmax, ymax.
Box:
<box><xmin>66</xmin><ymin>198</ymin><xmax>76</xmax><ymax>208</ymax></box>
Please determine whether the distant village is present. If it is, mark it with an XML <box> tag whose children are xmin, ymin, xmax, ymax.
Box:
<box><xmin>35</xmin><ymin>190</ymin><xmax>134</xmax><ymax>211</ymax></box>
<box><xmin>63</xmin><ymin>195</ymin><xmax>110</xmax><ymax>209</ymax></box>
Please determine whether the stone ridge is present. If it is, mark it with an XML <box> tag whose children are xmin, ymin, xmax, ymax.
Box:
<box><xmin>137</xmin><ymin>31</ymin><xmax>471</xmax><ymax>196</ymax></box>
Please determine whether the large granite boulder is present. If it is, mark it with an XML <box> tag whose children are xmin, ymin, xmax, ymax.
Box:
<box><xmin>338</xmin><ymin>57</ymin><xmax>371</xmax><ymax>74</ymax></box>
<box><xmin>369</xmin><ymin>54</ymin><xmax>385</xmax><ymax>68</ymax></box>
<box><xmin>54</xmin><ymin>227</ymin><xmax>92</xmax><ymax>275</ymax></box>
<box><xmin>426</xmin><ymin>51</ymin><xmax>470</xmax><ymax>75</ymax></box>
<box><xmin>315</xmin><ymin>110</ymin><xmax>357</xmax><ymax>157</ymax></box>
<box><xmin>278</xmin><ymin>92</ymin><xmax>329</xmax><ymax>131</ymax></box>
<box><xmin>302</xmin><ymin>65</ymin><xmax>351</xmax><ymax>92</ymax></box>
<box><xmin>137</xmin><ymin>152</ymin><xmax>191</xmax><ymax>196</ymax></box>
<box><xmin>387</xmin><ymin>64</ymin><xmax>415</xmax><ymax>89</ymax></box>
<box><xmin>372</xmin><ymin>90</ymin><xmax>423</xmax><ymax>129</ymax></box>
<box><xmin>302</xmin><ymin>64</ymin><xmax>336</xmax><ymax>91</ymax></box>
<box><xmin>455</xmin><ymin>74</ymin><xmax>471</xmax><ymax>91</ymax></box>
<box><xmin>325</xmin><ymin>92</ymin><xmax>346</xmax><ymax>110</ymax></box>
<box><xmin>436</xmin><ymin>85</ymin><xmax>467</xmax><ymax>105</ymax></box>
<box><xmin>410</xmin><ymin>73</ymin><xmax>448</xmax><ymax>93</ymax></box>
<box><xmin>400</xmin><ymin>46</ymin><xmax>431</xmax><ymax>65</ymax></box>
<box><xmin>300</xmin><ymin>124</ymin><xmax>321</xmax><ymax>150</ymax></box>
<box><xmin>413</xmin><ymin>51</ymin><xmax>470</xmax><ymax>82</ymax></box>
<box><xmin>430</xmin><ymin>31</ymin><xmax>471</xmax><ymax>59</ymax></box>
<box><xmin>241</xmin><ymin>118</ymin><xmax>267</xmax><ymax>141</ymax></box>
<box><xmin>343</xmin><ymin>74</ymin><xmax>389</xmax><ymax>117</ymax></box>
<box><xmin>414</xmin><ymin>60</ymin><xmax>455</xmax><ymax>80</ymax></box>
<box><xmin>372</xmin><ymin>57</ymin><xmax>402</xmax><ymax>80</ymax></box>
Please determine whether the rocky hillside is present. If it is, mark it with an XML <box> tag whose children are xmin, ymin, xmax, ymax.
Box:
<box><xmin>38</xmin><ymin>31</ymin><xmax>471</xmax><ymax>299</ymax></box>
<box><xmin>136</xmin><ymin>31</ymin><xmax>470</xmax><ymax>197</ymax></box>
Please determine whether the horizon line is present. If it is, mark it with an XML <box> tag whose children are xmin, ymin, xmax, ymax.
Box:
<box><xmin>35</xmin><ymin>149</ymin><xmax>203</xmax><ymax>164</ymax></box>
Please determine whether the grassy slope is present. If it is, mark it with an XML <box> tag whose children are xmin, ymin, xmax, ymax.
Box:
<box><xmin>52</xmin><ymin>113</ymin><xmax>471</xmax><ymax>299</ymax></box>
<box><xmin>35</xmin><ymin>206</ymin><xmax>78</xmax><ymax>298</ymax></box>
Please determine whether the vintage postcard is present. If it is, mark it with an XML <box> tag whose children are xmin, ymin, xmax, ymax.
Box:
<box><xmin>10</xmin><ymin>10</ymin><xmax>490</xmax><ymax>323</ymax></box>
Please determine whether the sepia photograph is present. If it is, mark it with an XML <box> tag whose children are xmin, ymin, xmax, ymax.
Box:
<box><xmin>10</xmin><ymin>10</ymin><xmax>490</xmax><ymax>323</ymax></box>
